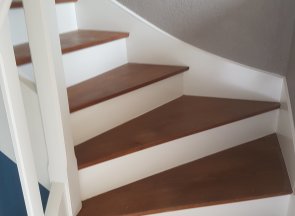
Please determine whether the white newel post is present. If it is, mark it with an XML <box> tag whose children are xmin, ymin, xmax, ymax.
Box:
<box><xmin>21</xmin><ymin>0</ymin><xmax>82</xmax><ymax>215</ymax></box>
<box><xmin>0</xmin><ymin>2</ymin><xmax>44</xmax><ymax>215</ymax></box>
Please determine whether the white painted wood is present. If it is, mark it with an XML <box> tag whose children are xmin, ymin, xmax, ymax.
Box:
<box><xmin>8</xmin><ymin>8</ymin><xmax>28</xmax><ymax>45</ymax></box>
<box><xmin>0</xmin><ymin>15</ymin><xmax>44</xmax><ymax>216</ymax></box>
<box><xmin>288</xmin><ymin>195</ymin><xmax>295</xmax><ymax>216</ymax></box>
<box><xmin>79</xmin><ymin>110</ymin><xmax>278</xmax><ymax>200</ymax></box>
<box><xmin>0</xmin><ymin>88</ymin><xmax>15</xmax><ymax>162</ymax></box>
<box><xmin>150</xmin><ymin>196</ymin><xmax>290</xmax><ymax>216</ymax></box>
<box><xmin>276</xmin><ymin>79</ymin><xmax>295</xmax><ymax>216</ymax></box>
<box><xmin>276</xmin><ymin>79</ymin><xmax>295</xmax><ymax>189</ymax></box>
<box><xmin>20</xmin><ymin>80</ymin><xmax>50</xmax><ymax>188</ymax></box>
<box><xmin>72</xmin><ymin>74</ymin><xmax>183</xmax><ymax>145</ymax></box>
<box><xmin>45</xmin><ymin>182</ymin><xmax>64</xmax><ymax>216</ymax></box>
<box><xmin>17</xmin><ymin>38</ymin><xmax>128</xmax><ymax>87</ymax></box>
<box><xmin>18</xmin><ymin>63</ymin><xmax>35</xmax><ymax>82</ymax></box>
<box><xmin>21</xmin><ymin>0</ymin><xmax>81</xmax><ymax>214</ymax></box>
<box><xmin>75</xmin><ymin>0</ymin><xmax>283</xmax><ymax>102</ymax></box>
<box><xmin>55</xmin><ymin>3</ymin><xmax>78</xmax><ymax>34</ymax></box>
<box><xmin>63</xmin><ymin>38</ymin><xmax>127</xmax><ymax>86</ymax></box>
<box><xmin>9</xmin><ymin>3</ymin><xmax>78</xmax><ymax>45</ymax></box>
<box><xmin>0</xmin><ymin>0</ymin><xmax>11</xmax><ymax>27</ymax></box>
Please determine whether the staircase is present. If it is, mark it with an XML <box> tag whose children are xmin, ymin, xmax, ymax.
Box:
<box><xmin>10</xmin><ymin>0</ymin><xmax>293</xmax><ymax>215</ymax></box>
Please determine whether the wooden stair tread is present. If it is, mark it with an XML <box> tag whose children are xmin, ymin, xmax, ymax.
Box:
<box><xmin>67</xmin><ymin>63</ymin><xmax>189</xmax><ymax>112</ymax></box>
<box><xmin>75</xmin><ymin>96</ymin><xmax>280</xmax><ymax>169</ymax></box>
<box><xmin>78</xmin><ymin>134</ymin><xmax>292</xmax><ymax>216</ymax></box>
<box><xmin>14</xmin><ymin>30</ymin><xmax>129</xmax><ymax>65</ymax></box>
<box><xmin>11</xmin><ymin>0</ymin><xmax>77</xmax><ymax>8</ymax></box>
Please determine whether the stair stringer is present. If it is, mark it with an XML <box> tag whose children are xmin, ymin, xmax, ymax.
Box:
<box><xmin>79</xmin><ymin>110</ymin><xmax>278</xmax><ymax>200</ymax></box>
<box><xmin>75</xmin><ymin>0</ymin><xmax>283</xmax><ymax>102</ymax></box>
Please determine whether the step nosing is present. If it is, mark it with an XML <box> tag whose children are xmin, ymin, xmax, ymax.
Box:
<box><xmin>68</xmin><ymin>63</ymin><xmax>189</xmax><ymax>113</ymax></box>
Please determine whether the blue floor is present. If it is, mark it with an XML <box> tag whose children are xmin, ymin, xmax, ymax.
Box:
<box><xmin>0</xmin><ymin>151</ymin><xmax>49</xmax><ymax>215</ymax></box>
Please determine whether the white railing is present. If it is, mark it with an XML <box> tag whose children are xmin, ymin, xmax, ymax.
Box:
<box><xmin>0</xmin><ymin>0</ymin><xmax>81</xmax><ymax>215</ymax></box>
<box><xmin>0</xmin><ymin>1</ymin><xmax>44</xmax><ymax>215</ymax></box>
<box><xmin>45</xmin><ymin>183</ymin><xmax>65</xmax><ymax>216</ymax></box>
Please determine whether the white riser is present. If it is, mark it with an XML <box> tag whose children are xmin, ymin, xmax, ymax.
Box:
<box><xmin>63</xmin><ymin>38</ymin><xmax>127</xmax><ymax>86</ymax></box>
<box><xmin>71</xmin><ymin>74</ymin><xmax>183</xmax><ymax>145</ymax></box>
<box><xmin>76</xmin><ymin>0</ymin><xmax>283</xmax><ymax>102</ymax></box>
<box><xmin>151</xmin><ymin>196</ymin><xmax>290</xmax><ymax>216</ymax></box>
<box><xmin>9</xmin><ymin>3</ymin><xmax>78</xmax><ymax>45</ymax></box>
<box><xmin>17</xmin><ymin>39</ymin><xmax>128</xmax><ymax>87</ymax></box>
<box><xmin>79</xmin><ymin>110</ymin><xmax>278</xmax><ymax>200</ymax></box>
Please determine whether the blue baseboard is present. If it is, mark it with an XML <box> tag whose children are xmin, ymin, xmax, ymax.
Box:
<box><xmin>0</xmin><ymin>150</ymin><xmax>49</xmax><ymax>215</ymax></box>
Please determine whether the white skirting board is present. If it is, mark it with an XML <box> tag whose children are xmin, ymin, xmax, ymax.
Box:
<box><xmin>276</xmin><ymin>79</ymin><xmax>295</xmax><ymax>216</ymax></box>
<box><xmin>277</xmin><ymin>79</ymin><xmax>295</xmax><ymax>189</ymax></box>
<box><xmin>150</xmin><ymin>196</ymin><xmax>290</xmax><ymax>216</ymax></box>
<box><xmin>71</xmin><ymin>74</ymin><xmax>183</xmax><ymax>145</ymax></box>
<box><xmin>75</xmin><ymin>0</ymin><xmax>283</xmax><ymax>102</ymax></box>
<box><xmin>79</xmin><ymin>110</ymin><xmax>278</xmax><ymax>200</ymax></box>
<box><xmin>9</xmin><ymin>3</ymin><xmax>78</xmax><ymax>45</ymax></box>
<box><xmin>288</xmin><ymin>195</ymin><xmax>295</xmax><ymax>216</ymax></box>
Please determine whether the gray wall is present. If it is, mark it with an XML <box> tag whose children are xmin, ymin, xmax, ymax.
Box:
<box><xmin>119</xmin><ymin>0</ymin><xmax>295</xmax><ymax>75</ymax></box>
<box><xmin>287</xmin><ymin>22</ymin><xmax>295</xmax><ymax>120</ymax></box>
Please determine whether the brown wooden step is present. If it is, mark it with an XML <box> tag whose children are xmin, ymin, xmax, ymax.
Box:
<box><xmin>78</xmin><ymin>134</ymin><xmax>292</xmax><ymax>216</ymax></box>
<box><xmin>75</xmin><ymin>96</ymin><xmax>280</xmax><ymax>169</ymax></box>
<box><xmin>67</xmin><ymin>63</ymin><xmax>189</xmax><ymax>113</ymax></box>
<box><xmin>11</xmin><ymin>0</ymin><xmax>78</xmax><ymax>8</ymax></box>
<box><xmin>14</xmin><ymin>30</ymin><xmax>129</xmax><ymax>66</ymax></box>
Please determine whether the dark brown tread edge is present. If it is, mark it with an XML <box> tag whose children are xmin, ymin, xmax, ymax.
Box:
<box><xmin>68</xmin><ymin>63</ymin><xmax>189</xmax><ymax>113</ymax></box>
<box><xmin>78</xmin><ymin>134</ymin><xmax>292</xmax><ymax>216</ymax></box>
<box><xmin>11</xmin><ymin>0</ymin><xmax>77</xmax><ymax>8</ymax></box>
<box><xmin>75</xmin><ymin>96</ymin><xmax>280</xmax><ymax>169</ymax></box>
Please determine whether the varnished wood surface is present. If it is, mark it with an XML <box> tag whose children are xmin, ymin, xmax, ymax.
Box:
<box><xmin>11</xmin><ymin>0</ymin><xmax>78</xmax><ymax>8</ymax></box>
<box><xmin>67</xmin><ymin>63</ymin><xmax>189</xmax><ymax>112</ymax></box>
<box><xmin>78</xmin><ymin>134</ymin><xmax>292</xmax><ymax>216</ymax></box>
<box><xmin>75</xmin><ymin>96</ymin><xmax>280</xmax><ymax>169</ymax></box>
<box><xmin>14</xmin><ymin>30</ymin><xmax>129</xmax><ymax>65</ymax></box>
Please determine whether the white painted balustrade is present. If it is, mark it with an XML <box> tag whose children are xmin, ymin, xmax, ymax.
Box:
<box><xmin>0</xmin><ymin>0</ymin><xmax>81</xmax><ymax>215</ymax></box>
